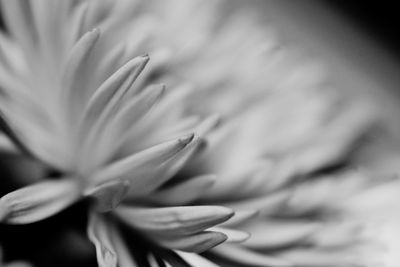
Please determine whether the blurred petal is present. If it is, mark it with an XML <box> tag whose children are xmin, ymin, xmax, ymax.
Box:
<box><xmin>158</xmin><ymin>231</ymin><xmax>227</xmax><ymax>253</ymax></box>
<box><xmin>115</xmin><ymin>205</ymin><xmax>234</xmax><ymax>236</ymax></box>
<box><xmin>212</xmin><ymin>244</ymin><xmax>293</xmax><ymax>267</ymax></box>
<box><xmin>88</xmin><ymin>213</ymin><xmax>118</xmax><ymax>267</ymax></box>
<box><xmin>146</xmin><ymin>174</ymin><xmax>216</xmax><ymax>205</ymax></box>
<box><xmin>0</xmin><ymin>178</ymin><xmax>80</xmax><ymax>224</ymax></box>
<box><xmin>91</xmin><ymin>133</ymin><xmax>194</xmax><ymax>185</ymax></box>
<box><xmin>85</xmin><ymin>179</ymin><xmax>130</xmax><ymax>212</ymax></box>
<box><xmin>62</xmin><ymin>28</ymin><xmax>100</xmax><ymax>119</ymax></box>
<box><xmin>176</xmin><ymin>251</ymin><xmax>219</xmax><ymax>267</ymax></box>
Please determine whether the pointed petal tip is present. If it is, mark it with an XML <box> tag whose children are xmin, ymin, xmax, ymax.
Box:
<box><xmin>193</xmin><ymin>231</ymin><xmax>228</xmax><ymax>253</ymax></box>
<box><xmin>127</xmin><ymin>54</ymin><xmax>150</xmax><ymax>71</ymax></box>
<box><xmin>123</xmin><ymin>54</ymin><xmax>150</xmax><ymax>69</ymax></box>
<box><xmin>210</xmin><ymin>227</ymin><xmax>251</xmax><ymax>243</ymax></box>
<box><xmin>179</xmin><ymin>133</ymin><xmax>195</xmax><ymax>146</ymax></box>
<box><xmin>201</xmin><ymin>205</ymin><xmax>235</xmax><ymax>222</ymax></box>
<box><xmin>222</xmin><ymin>209</ymin><xmax>259</xmax><ymax>227</ymax></box>
<box><xmin>138</xmin><ymin>54</ymin><xmax>150</xmax><ymax>64</ymax></box>
<box><xmin>207</xmin><ymin>231</ymin><xmax>228</xmax><ymax>249</ymax></box>
<box><xmin>83</xmin><ymin>28</ymin><xmax>100</xmax><ymax>42</ymax></box>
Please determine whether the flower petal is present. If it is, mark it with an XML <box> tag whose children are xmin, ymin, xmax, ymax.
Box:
<box><xmin>227</xmin><ymin>190</ymin><xmax>290</xmax><ymax>215</ymax></box>
<box><xmin>146</xmin><ymin>174</ymin><xmax>216</xmax><ymax>205</ymax></box>
<box><xmin>175</xmin><ymin>251</ymin><xmax>219</xmax><ymax>267</ymax></box>
<box><xmin>62</xmin><ymin>28</ymin><xmax>100</xmax><ymax>121</ymax></box>
<box><xmin>88</xmin><ymin>213</ymin><xmax>138</xmax><ymax>267</ymax></box>
<box><xmin>242</xmin><ymin>220</ymin><xmax>321</xmax><ymax>249</ymax></box>
<box><xmin>0</xmin><ymin>179</ymin><xmax>80</xmax><ymax>224</ymax></box>
<box><xmin>212</xmin><ymin>244</ymin><xmax>293</xmax><ymax>267</ymax></box>
<box><xmin>119</xmin><ymin>136</ymin><xmax>202</xmax><ymax>198</ymax></box>
<box><xmin>87</xmin><ymin>213</ymin><xmax>118</xmax><ymax>267</ymax></box>
<box><xmin>85</xmin><ymin>179</ymin><xmax>130</xmax><ymax>212</ymax></box>
<box><xmin>92</xmin><ymin>83</ymin><xmax>166</xmax><ymax>165</ymax></box>
<box><xmin>82</xmin><ymin>55</ymin><xmax>149</xmax><ymax>128</ymax></box>
<box><xmin>90</xmin><ymin>133</ymin><xmax>194</xmax><ymax>185</ymax></box>
<box><xmin>0</xmin><ymin>0</ymin><xmax>36</xmax><ymax>52</ymax></box>
<box><xmin>158</xmin><ymin>231</ymin><xmax>227</xmax><ymax>253</ymax></box>
<box><xmin>220</xmin><ymin>210</ymin><xmax>259</xmax><ymax>227</ymax></box>
<box><xmin>209</xmin><ymin>227</ymin><xmax>250</xmax><ymax>243</ymax></box>
<box><xmin>115</xmin><ymin>205</ymin><xmax>234</xmax><ymax>237</ymax></box>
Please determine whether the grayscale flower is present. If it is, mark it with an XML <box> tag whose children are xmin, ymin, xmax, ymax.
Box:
<box><xmin>0</xmin><ymin>0</ymin><xmax>398</xmax><ymax>266</ymax></box>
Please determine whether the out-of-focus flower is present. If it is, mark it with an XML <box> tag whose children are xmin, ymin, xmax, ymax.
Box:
<box><xmin>0</xmin><ymin>0</ymin><xmax>398</xmax><ymax>266</ymax></box>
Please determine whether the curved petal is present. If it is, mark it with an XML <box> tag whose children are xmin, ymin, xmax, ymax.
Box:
<box><xmin>85</xmin><ymin>179</ymin><xmax>130</xmax><ymax>212</ymax></box>
<box><xmin>87</xmin><ymin>212</ymin><xmax>138</xmax><ymax>267</ymax></box>
<box><xmin>0</xmin><ymin>178</ymin><xmax>80</xmax><ymax>224</ymax></box>
<box><xmin>158</xmin><ymin>231</ymin><xmax>227</xmax><ymax>253</ymax></box>
<box><xmin>115</xmin><ymin>205</ymin><xmax>234</xmax><ymax>237</ymax></box>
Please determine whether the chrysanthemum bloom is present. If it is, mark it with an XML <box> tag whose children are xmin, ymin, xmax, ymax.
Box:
<box><xmin>0</xmin><ymin>0</ymin><xmax>398</xmax><ymax>266</ymax></box>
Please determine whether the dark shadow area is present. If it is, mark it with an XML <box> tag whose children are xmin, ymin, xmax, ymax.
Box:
<box><xmin>323</xmin><ymin>1</ymin><xmax>400</xmax><ymax>57</ymax></box>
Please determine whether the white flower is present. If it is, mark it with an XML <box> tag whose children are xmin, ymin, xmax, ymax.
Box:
<box><xmin>0</xmin><ymin>0</ymin><xmax>397</xmax><ymax>266</ymax></box>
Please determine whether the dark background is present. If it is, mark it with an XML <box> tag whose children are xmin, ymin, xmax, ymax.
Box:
<box><xmin>323</xmin><ymin>1</ymin><xmax>400</xmax><ymax>57</ymax></box>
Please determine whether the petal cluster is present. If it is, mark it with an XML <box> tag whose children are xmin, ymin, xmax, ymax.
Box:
<box><xmin>0</xmin><ymin>0</ymin><xmax>397</xmax><ymax>267</ymax></box>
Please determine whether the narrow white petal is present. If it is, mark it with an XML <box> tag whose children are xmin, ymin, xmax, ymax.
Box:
<box><xmin>85</xmin><ymin>179</ymin><xmax>130</xmax><ymax>212</ymax></box>
<box><xmin>92</xmin><ymin>84</ymin><xmax>166</xmax><ymax>165</ymax></box>
<box><xmin>243</xmin><ymin>220</ymin><xmax>321</xmax><ymax>249</ymax></box>
<box><xmin>0</xmin><ymin>179</ymin><xmax>80</xmax><ymax>224</ymax></box>
<box><xmin>79</xmin><ymin>55</ymin><xmax>150</xmax><ymax>164</ymax></box>
<box><xmin>92</xmin><ymin>43</ymin><xmax>126</xmax><ymax>90</ymax></box>
<box><xmin>209</xmin><ymin>227</ymin><xmax>250</xmax><ymax>243</ymax></box>
<box><xmin>66</xmin><ymin>1</ymin><xmax>89</xmax><ymax>49</ymax></box>
<box><xmin>221</xmin><ymin>210</ymin><xmax>259</xmax><ymax>227</ymax></box>
<box><xmin>82</xmin><ymin>55</ymin><xmax>149</xmax><ymax>127</ymax></box>
<box><xmin>90</xmin><ymin>134</ymin><xmax>194</xmax><ymax>185</ymax></box>
<box><xmin>227</xmin><ymin>190</ymin><xmax>290</xmax><ymax>215</ymax></box>
<box><xmin>62</xmin><ymin>28</ymin><xmax>100</xmax><ymax>122</ymax></box>
<box><xmin>158</xmin><ymin>231</ymin><xmax>227</xmax><ymax>253</ymax></box>
<box><xmin>87</xmin><ymin>213</ymin><xmax>117</xmax><ymax>267</ymax></box>
<box><xmin>147</xmin><ymin>174</ymin><xmax>216</xmax><ymax>205</ymax></box>
<box><xmin>176</xmin><ymin>251</ymin><xmax>219</xmax><ymax>267</ymax></box>
<box><xmin>116</xmin><ymin>205</ymin><xmax>234</xmax><ymax>236</ymax></box>
<box><xmin>141</xmin><ymin>137</ymin><xmax>202</xmax><ymax>193</ymax></box>
<box><xmin>119</xmin><ymin>136</ymin><xmax>202</xmax><ymax>197</ymax></box>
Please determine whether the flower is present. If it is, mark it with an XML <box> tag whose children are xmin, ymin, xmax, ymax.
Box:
<box><xmin>0</xmin><ymin>0</ymin><xmax>398</xmax><ymax>266</ymax></box>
